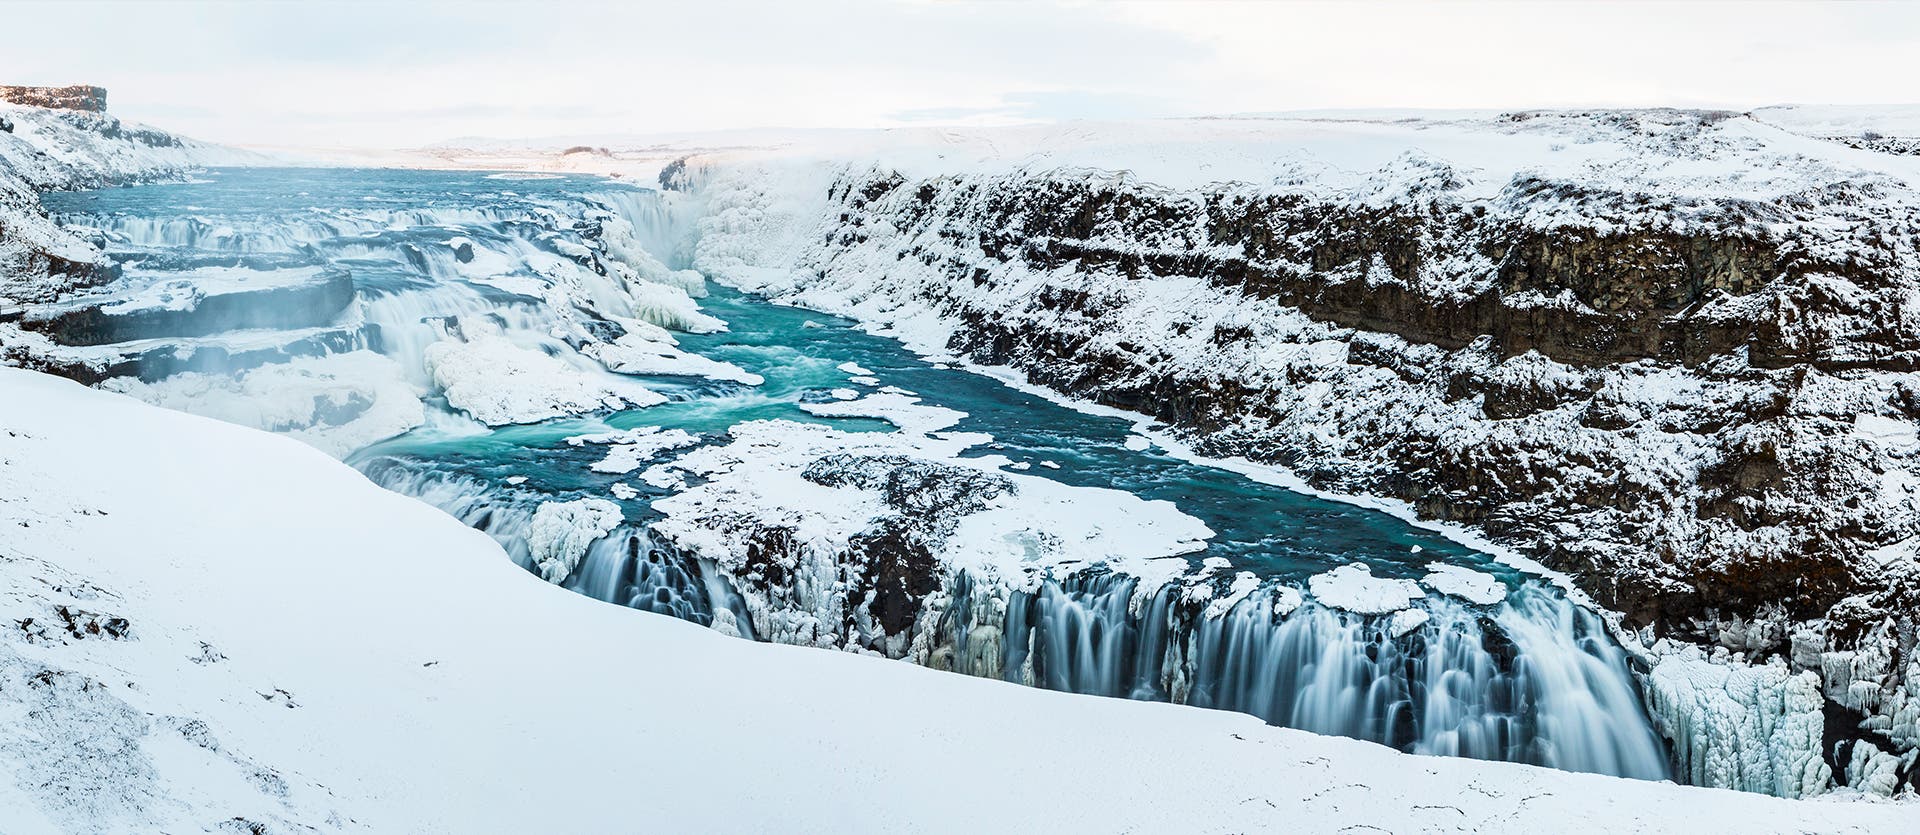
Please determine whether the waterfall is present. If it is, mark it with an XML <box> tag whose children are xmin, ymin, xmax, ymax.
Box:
<box><xmin>924</xmin><ymin>569</ymin><xmax>1672</xmax><ymax>781</ymax></box>
<box><xmin>349</xmin><ymin>459</ymin><xmax>1674</xmax><ymax>785</ymax></box>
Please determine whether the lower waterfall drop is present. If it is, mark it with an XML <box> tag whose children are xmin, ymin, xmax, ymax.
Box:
<box><xmin>990</xmin><ymin>572</ymin><xmax>1670</xmax><ymax>780</ymax></box>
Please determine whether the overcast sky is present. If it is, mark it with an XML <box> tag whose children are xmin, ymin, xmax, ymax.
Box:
<box><xmin>6</xmin><ymin>0</ymin><xmax>1918</xmax><ymax>148</ymax></box>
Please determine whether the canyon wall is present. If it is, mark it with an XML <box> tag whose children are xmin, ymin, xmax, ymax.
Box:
<box><xmin>690</xmin><ymin>110</ymin><xmax>1920</xmax><ymax>796</ymax></box>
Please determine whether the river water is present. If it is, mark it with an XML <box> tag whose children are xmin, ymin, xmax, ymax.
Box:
<box><xmin>42</xmin><ymin>167</ymin><xmax>1675</xmax><ymax>782</ymax></box>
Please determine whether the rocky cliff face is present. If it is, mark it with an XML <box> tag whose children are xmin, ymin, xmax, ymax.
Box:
<box><xmin>0</xmin><ymin>85</ymin><xmax>107</xmax><ymax>113</ymax></box>
<box><xmin>690</xmin><ymin>110</ymin><xmax>1920</xmax><ymax>796</ymax></box>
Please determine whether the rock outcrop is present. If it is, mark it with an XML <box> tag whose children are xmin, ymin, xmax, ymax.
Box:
<box><xmin>0</xmin><ymin>85</ymin><xmax>107</xmax><ymax>112</ymax></box>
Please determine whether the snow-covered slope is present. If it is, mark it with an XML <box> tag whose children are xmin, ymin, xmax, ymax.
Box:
<box><xmin>0</xmin><ymin>102</ymin><xmax>250</xmax><ymax>306</ymax></box>
<box><xmin>2</xmin><ymin>365</ymin><xmax>1916</xmax><ymax>832</ymax></box>
<box><xmin>687</xmin><ymin>110</ymin><xmax>1920</xmax><ymax>797</ymax></box>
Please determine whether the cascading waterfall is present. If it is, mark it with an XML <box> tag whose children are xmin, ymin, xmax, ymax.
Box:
<box><xmin>353</xmin><ymin>451</ymin><xmax>1673</xmax><ymax>781</ymax></box>
<box><xmin>40</xmin><ymin>168</ymin><xmax>1698</xmax><ymax>790</ymax></box>
<box><xmin>929</xmin><ymin>570</ymin><xmax>1671</xmax><ymax>780</ymax></box>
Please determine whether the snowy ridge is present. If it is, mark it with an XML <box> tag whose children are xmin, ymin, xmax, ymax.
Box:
<box><xmin>5</xmin><ymin>366</ymin><xmax>1919</xmax><ymax>832</ymax></box>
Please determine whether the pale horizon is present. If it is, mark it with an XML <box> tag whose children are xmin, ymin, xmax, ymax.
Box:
<box><xmin>9</xmin><ymin>0</ymin><xmax>1920</xmax><ymax>148</ymax></box>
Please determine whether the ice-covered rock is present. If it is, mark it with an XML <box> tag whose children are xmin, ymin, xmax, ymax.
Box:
<box><xmin>423</xmin><ymin>329</ymin><xmax>666</xmax><ymax>425</ymax></box>
<box><xmin>1421</xmin><ymin>563</ymin><xmax>1508</xmax><ymax>606</ymax></box>
<box><xmin>1645</xmin><ymin>646</ymin><xmax>1832</xmax><ymax>798</ymax></box>
<box><xmin>1306</xmin><ymin>563</ymin><xmax>1424</xmax><ymax>615</ymax></box>
<box><xmin>527</xmin><ymin>498</ymin><xmax>623</xmax><ymax>584</ymax></box>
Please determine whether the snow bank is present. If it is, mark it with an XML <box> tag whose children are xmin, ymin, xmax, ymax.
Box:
<box><xmin>423</xmin><ymin>329</ymin><xmax>666</xmax><ymax>425</ymax></box>
<box><xmin>5</xmin><ymin>366</ymin><xmax>1917</xmax><ymax>833</ymax></box>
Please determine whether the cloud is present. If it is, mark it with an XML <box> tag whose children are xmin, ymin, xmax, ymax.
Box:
<box><xmin>5</xmin><ymin>0</ymin><xmax>1917</xmax><ymax>148</ymax></box>
<box><xmin>889</xmin><ymin>90</ymin><xmax>1176</xmax><ymax>125</ymax></box>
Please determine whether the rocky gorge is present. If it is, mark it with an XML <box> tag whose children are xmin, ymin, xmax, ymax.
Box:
<box><xmin>4</xmin><ymin>93</ymin><xmax>1919</xmax><ymax>803</ymax></box>
<box><xmin>686</xmin><ymin>110</ymin><xmax>1920</xmax><ymax>797</ymax></box>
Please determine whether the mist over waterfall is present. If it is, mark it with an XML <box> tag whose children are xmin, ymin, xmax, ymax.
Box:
<box><xmin>30</xmin><ymin>167</ymin><xmax>1687</xmax><ymax>788</ymax></box>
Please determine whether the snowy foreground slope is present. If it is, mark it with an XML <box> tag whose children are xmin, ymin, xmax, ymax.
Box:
<box><xmin>0</xmin><ymin>366</ymin><xmax>1914</xmax><ymax>833</ymax></box>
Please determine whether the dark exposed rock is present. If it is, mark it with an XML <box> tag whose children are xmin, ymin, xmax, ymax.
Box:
<box><xmin>795</xmin><ymin>453</ymin><xmax>1017</xmax><ymax>638</ymax></box>
<box><xmin>0</xmin><ymin>85</ymin><xmax>108</xmax><ymax>112</ymax></box>
<box><xmin>658</xmin><ymin>158</ymin><xmax>693</xmax><ymax>192</ymax></box>
<box><xmin>20</xmin><ymin>270</ymin><xmax>355</xmax><ymax>346</ymax></box>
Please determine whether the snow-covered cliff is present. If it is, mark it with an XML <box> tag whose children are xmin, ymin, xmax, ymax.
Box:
<box><xmin>0</xmin><ymin>99</ymin><xmax>244</xmax><ymax>306</ymax></box>
<box><xmin>688</xmin><ymin>110</ymin><xmax>1920</xmax><ymax>797</ymax></box>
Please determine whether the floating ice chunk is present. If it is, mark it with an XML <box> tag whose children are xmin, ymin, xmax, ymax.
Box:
<box><xmin>505</xmin><ymin>476</ymin><xmax>528</xmax><ymax>486</ymax></box>
<box><xmin>829</xmin><ymin>388</ymin><xmax>860</xmax><ymax>401</ymax></box>
<box><xmin>798</xmin><ymin>391</ymin><xmax>965</xmax><ymax>434</ymax></box>
<box><xmin>586</xmin><ymin>331</ymin><xmax>763</xmax><ymax>386</ymax></box>
<box><xmin>1306</xmin><ymin>563</ymin><xmax>1424</xmax><ymax>615</ymax></box>
<box><xmin>1007</xmin><ymin>461</ymin><xmax>1031</xmax><ymax>471</ymax></box>
<box><xmin>527</xmin><ymin>498</ymin><xmax>622</xmax><ymax>584</ymax></box>
<box><xmin>1390</xmin><ymin>608</ymin><xmax>1431</xmax><ymax>637</ymax></box>
<box><xmin>566</xmin><ymin>426</ymin><xmax>700</xmax><ymax>474</ymax></box>
<box><xmin>837</xmin><ymin>362</ymin><xmax>873</xmax><ymax>375</ymax></box>
<box><xmin>1038</xmin><ymin>461</ymin><xmax>1060</xmax><ymax>470</ymax></box>
<box><xmin>1421</xmin><ymin>563</ymin><xmax>1507</xmax><ymax>606</ymax></box>
<box><xmin>850</xmin><ymin>376</ymin><xmax>880</xmax><ymax>386</ymax></box>
<box><xmin>878</xmin><ymin>386</ymin><xmax>917</xmax><ymax>396</ymax></box>
<box><xmin>1123</xmin><ymin>436</ymin><xmax>1151</xmax><ymax>452</ymax></box>
<box><xmin>638</xmin><ymin>464</ymin><xmax>685</xmax><ymax>490</ymax></box>
<box><xmin>1272</xmin><ymin>586</ymin><xmax>1304</xmax><ymax>617</ymax></box>
<box><xmin>609</xmin><ymin>483</ymin><xmax>639</xmax><ymax>500</ymax></box>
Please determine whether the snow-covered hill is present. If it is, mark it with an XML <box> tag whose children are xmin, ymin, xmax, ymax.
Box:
<box><xmin>3</xmin><ymin>365</ymin><xmax>1917</xmax><ymax>832</ymax></box>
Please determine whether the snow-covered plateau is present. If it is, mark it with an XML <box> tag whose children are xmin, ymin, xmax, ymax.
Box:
<box><xmin>5</xmin><ymin>94</ymin><xmax>1920</xmax><ymax>828</ymax></box>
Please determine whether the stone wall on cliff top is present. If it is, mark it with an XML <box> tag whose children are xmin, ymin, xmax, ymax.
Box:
<box><xmin>0</xmin><ymin>85</ymin><xmax>108</xmax><ymax>113</ymax></box>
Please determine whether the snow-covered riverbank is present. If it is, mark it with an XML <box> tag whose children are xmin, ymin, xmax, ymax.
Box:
<box><xmin>3</xmin><ymin>366</ymin><xmax>1917</xmax><ymax>832</ymax></box>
